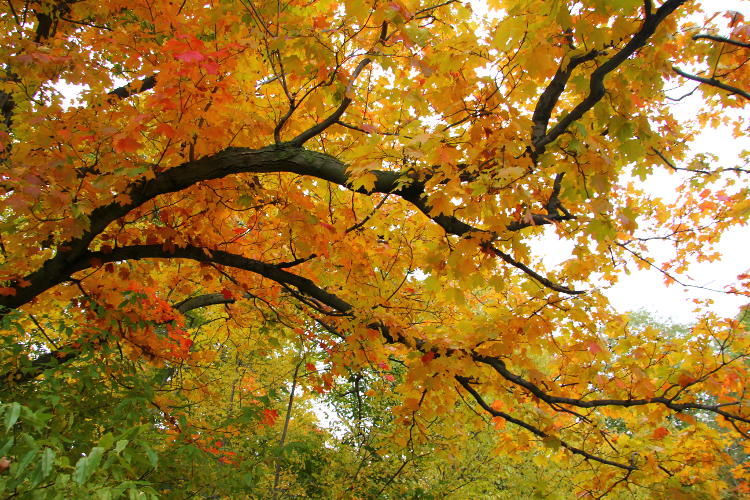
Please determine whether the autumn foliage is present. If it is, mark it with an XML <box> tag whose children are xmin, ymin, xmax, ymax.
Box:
<box><xmin>1</xmin><ymin>0</ymin><xmax>750</xmax><ymax>497</ymax></box>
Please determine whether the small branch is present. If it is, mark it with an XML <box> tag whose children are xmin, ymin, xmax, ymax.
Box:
<box><xmin>346</xmin><ymin>194</ymin><xmax>390</xmax><ymax>233</ymax></box>
<box><xmin>28</xmin><ymin>314</ymin><xmax>59</xmax><ymax>349</ymax></box>
<box><xmin>486</xmin><ymin>244</ymin><xmax>583</xmax><ymax>295</ymax></box>
<box><xmin>672</xmin><ymin>66</ymin><xmax>750</xmax><ymax>100</ymax></box>
<box><xmin>473</xmin><ymin>354</ymin><xmax>750</xmax><ymax>426</ymax></box>
<box><xmin>108</xmin><ymin>75</ymin><xmax>158</xmax><ymax>100</ymax></box>
<box><xmin>456</xmin><ymin>376</ymin><xmax>636</xmax><ymax>471</ymax></box>
<box><xmin>615</xmin><ymin>241</ymin><xmax>747</xmax><ymax>296</ymax></box>
<box><xmin>271</xmin><ymin>358</ymin><xmax>302</xmax><ymax>498</ymax></box>
<box><xmin>289</xmin><ymin>57</ymin><xmax>372</xmax><ymax>146</ymax></box>
<box><xmin>336</xmin><ymin>120</ymin><xmax>410</xmax><ymax>138</ymax></box>
<box><xmin>692</xmin><ymin>33</ymin><xmax>750</xmax><ymax>49</ymax></box>
<box><xmin>6</xmin><ymin>0</ymin><xmax>21</xmax><ymax>26</ymax></box>
<box><xmin>651</xmin><ymin>147</ymin><xmax>750</xmax><ymax>175</ymax></box>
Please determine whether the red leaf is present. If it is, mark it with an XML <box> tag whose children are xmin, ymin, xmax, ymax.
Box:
<box><xmin>221</xmin><ymin>288</ymin><xmax>234</xmax><ymax>300</ymax></box>
<box><xmin>175</xmin><ymin>50</ymin><xmax>205</xmax><ymax>63</ymax></box>
<box><xmin>587</xmin><ymin>340</ymin><xmax>605</xmax><ymax>356</ymax></box>
<box><xmin>261</xmin><ymin>409</ymin><xmax>279</xmax><ymax>426</ymax></box>
<box><xmin>421</xmin><ymin>352</ymin><xmax>436</xmax><ymax>363</ymax></box>
<box><xmin>201</xmin><ymin>60</ymin><xmax>220</xmax><ymax>75</ymax></box>
<box><xmin>652</xmin><ymin>426</ymin><xmax>669</xmax><ymax>440</ymax></box>
<box><xmin>154</xmin><ymin>123</ymin><xmax>176</xmax><ymax>138</ymax></box>
<box><xmin>114</xmin><ymin>136</ymin><xmax>141</xmax><ymax>153</ymax></box>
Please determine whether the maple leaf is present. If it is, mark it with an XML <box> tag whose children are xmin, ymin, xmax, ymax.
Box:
<box><xmin>175</xmin><ymin>50</ymin><xmax>205</xmax><ymax>63</ymax></box>
<box><xmin>652</xmin><ymin>427</ymin><xmax>670</xmax><ymax>440</ymax></box>
<box><xmin>114</xmin><ymin>136</ymin><xmax>141</xmax><ymax>153</ymax></box>
<box><xmin>1</xmin><ymin>0</ymin><xmax>749</xmax><ymax>497</ymax></box>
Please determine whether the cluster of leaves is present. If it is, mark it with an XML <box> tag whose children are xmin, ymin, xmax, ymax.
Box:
<box><xmin>1</xmin><ymin>0</ymin><xmax>750</xmax><ymax>497</ymax></box>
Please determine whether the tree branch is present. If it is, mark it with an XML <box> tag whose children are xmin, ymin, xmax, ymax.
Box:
<box><xmin>4</xmin><ymin>292</ymin><xmax>235</xmax><ymax>385</ymax></box>
<box><xmin>692</xmin><ymin>33</ymin><xmax>750</xmax><ymax>49</ymax></box>
<box><xmin>672</xmin><ymin>66</ymin><xmax>750</xmax><ymax>100</ymax></box>
<box><xmin>289</xmin><ymin>57</ymin><xmax>373</xmax><ymax>146</ymax></box>
<box><xmin>534</xmin><ymin>0</ymin><xmax>689</xmax><ymax>152</ymax></box>
<box><xmin>173</xmin><ymin>293</ymin><xmax>234</xmax><ymax>313</ymax></box>
<box><xmin>108</xmin><ymin>74</ymin><xmax>158</xmax><ymax>100</ymax></box>
<box><xmin>456</xmin><ymin>376</ymin><xmax>637</xmax><ymax>471</ymax></box>
<box><xmin>472</xmin><ymin>355</ymin><xmax>750</xmax><ymax>426</ymax></box>
<box><xmin>0</xmin><ymin>144</ymin><xmax>578</xmax><ymax>314</ymax></box>
<box><xmin>531</xmin><ymin>49</ymin><xmax>602</xmax><ymax>150</ymax></box>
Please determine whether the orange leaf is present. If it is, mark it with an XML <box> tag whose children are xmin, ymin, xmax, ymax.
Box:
<box><xmin>652</xmin><ymin>427</ymin><xmax>669</xmax><ymax>440</ymax></box>
<box><xmin>154</xmin><ymin>123</ymin><xmax>176</xmax><ymax>138</ymax></box>
<box><xmin>114</xmin><ymin>136</ymin><xmax>141</xmax><ymax>153</ymax></box>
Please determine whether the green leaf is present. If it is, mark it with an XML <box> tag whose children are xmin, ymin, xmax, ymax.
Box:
<box><xmin>0</xmin><ymin>438</ymin><xmax>13</xmax><ymax>456</ymax></box>
<box><xmin>40</xmin><ymin>448</ymin><xmax>55</xmax><ymax>478</ymax></box>
<box><xmin>143</xmin><ymin>444</ymin><xmax>158</xmax><ymax>469</ymax></box>
<box><xmin>542</xmin><ymin>436</ymin><xmax>562</xmax><ymax>450</ymax></box>
<box><xmin>99</xmin><ymin>432</ymin><xmax>115</xmax><ymax>450</ymax></box>
<box><xmin>114</xmin><ymin>439</ymin><xmax>129</xmax><ymax>454</ymax></box>
<box><xmin>73</xmin><ymin>446</ymin><xmax>105</xmax><ymax>485</ymax></box>
<box><xmin>4</xmin><ymin>403</ymin><xmax>21</xmax><ymax>431</ymax></box>
<box><xmin>28</xmin><ymin>448</ymin><xmax>54</xmax><ymax>488</ymax></box>
<box><xmin>13</xmin><ymin>448</ymin><xmax>38</xmax><ymax>478</ymax></box>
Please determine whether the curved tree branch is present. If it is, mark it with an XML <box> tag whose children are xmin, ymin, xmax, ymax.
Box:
<box><xmin>0</xmin><ymin>143</ymin><xmax>577</xmax><ymax>315</ymax></box>
<box><xmin>456</xmin><ymin>376</ymin><xmax>636</xmax><ymax>471</ymax></box>
<box><xmin>534</xmin><ymin>0</ymin><xmax>689</xmax><ymax>152</ymax></box>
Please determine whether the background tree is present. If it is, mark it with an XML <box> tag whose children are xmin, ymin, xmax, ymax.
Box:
<box><xmin>1</xmin><ymin>0</ymin><xmax>749</xmax><ymax>497</ymax></box>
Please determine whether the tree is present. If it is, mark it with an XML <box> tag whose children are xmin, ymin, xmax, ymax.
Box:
<box><xmin>1</xmin><ymin>0</ymin><xmax>749</xmax><ymax>496</ymax></box>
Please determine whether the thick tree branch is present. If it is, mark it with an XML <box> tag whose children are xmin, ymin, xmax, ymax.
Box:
<box><xmin>82</xmin><ymin>245</ymin><xmax>749</xmax><ymax>428</ymax></box>
<box><xmin>7</xmin><ymin>242</ymin><xmax>748</xmax><ymax>470</ymax></box>
<box><xmin>0</xmin><ymin>144</ymin><xmax>577</xmax><ymax>314</ymax></box>
<box><xmin>173</xmin><ymin>293</ymin><xmax>234</xmax><ymax>313</ymax></box>
<box><xmin>79</xmin><ymin>245</ymin><xmax>354</xmax><ymax>314</ymax></box>
<box><xmin>535</xmin><ymin>0</ymin><xmax>689</xmax><ymax>152</ymax></box>
<box><xmin>531</xmin><ymin>49</ymin><xmax>601</xmax><ymax>149</ymax></box>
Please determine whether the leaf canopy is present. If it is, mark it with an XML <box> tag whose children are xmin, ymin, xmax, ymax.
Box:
<box><xmin>1</xmin><ymin>0</ymin><xmax>750</xmax><ymax>497</ymax></box>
